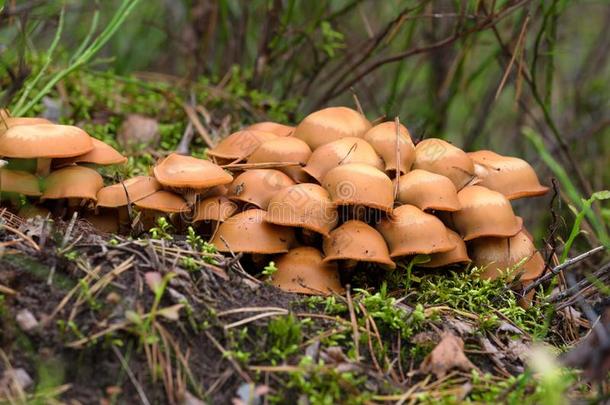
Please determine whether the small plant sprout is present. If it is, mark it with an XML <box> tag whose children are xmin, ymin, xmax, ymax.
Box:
<box><xmin>149</xmin><ymin>216</ymin><xmax>174</xmax><ymax>240</ymax></box>
<box><xmin>262</xmin><ymin>261</ymin><xmax>278</xmax><ymax>281</ymax></box>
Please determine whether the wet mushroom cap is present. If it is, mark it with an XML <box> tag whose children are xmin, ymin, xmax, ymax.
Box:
<box><xmin>193</xmin><ymin>195</ymin><xmax>238</xmax><ymax>222</ymax></box>
<box><xmin>452</xmin><ymin>185</ymin><xmax>522</xmax><ymax>241</ymax></box>
<box><xmin>377</xmin><ymin>204</ymin><xmax>455</xmax><ymax>258</ymax></box>
<box><xmin>246</xmin><ymin>122</ymin><xmax>294</xmax><ymax>137</ymax></box>
<box><xmin>322</xmin><ymin>163</ymin><xmax>394</xmax><ymax>213</ymax></box>
<box><xmin>0</xmin><ymin>168</ymin><xmax>42</xmax><ymax>196</ymax></box>
<box><xmin>40</xmin><ymin>166</ymin><xmax>103</xmax><ymax>201</ymax></box>
<box><xmin>413</xmin><ymin>138</ymin><xmax>474</xmax><ymax>189</ymax></box>
<box><xmin>207</xmin><ymin>130</ymin><xmax>278</xmax><ymax>161</ymax></box>
<box><xmin>97</xmin><ymin>176</ymin><xmax>162</xmax><ymax>208</ymax></box>
<box><xmin>322</xmin><ymin>220</ymin><xmax>395</xmax><ymax>268</ymax></box>
<box><xmin>55</xmin><ymin>138</ymin><xmax>127</xmax><ymax>167</ymax></box>
<box><xmin>420</xmin><ymin>229</ymin><xmax>470</xmax><ymax>268</ymax></box>
<box><xmin>396</xmin><ymin>169</ymin><xmax>460</xmax><ymax>212</ymax></box>
<box><xmin>271</xmin><ymin>247</ymin><xmax>345</xmax><ymax>295</ymax></box>
<box><xmin>266</xmin><ymin>183</ymin><xmax>338</xmax><ymax>236</ymax></box>
<box><xmin>227</xmin><ymin>169</ymin><xmax>295</xmax><ymax>209</ymax></box>
<box><xmin>247</xmin><ymin>137</ymin><xmax>312</xmax><ymax>182</ymax></box>
<box><xmin>363</xmin><ymin>121</ymin><xmax>415</xmax><ymax>174</ymax></box>
<box><xmin>133</xmin><ymin>190</ymin><xmax>190</xmax><ymax>213</ymax></box>
<box><xmin>153</xmin><ymin>153</ymin><xmax>233</xmax><ymax>189</ymax></box>
<box><xmin>0</xmin><ymin>117</ymin><xmax>52</xmax><ymax>135</ymax></box>
<box><xmin>0</xmin><ymin>124</ymin><xmax>94</xmax><ymax>158</ymax></box>
<box><xmin>211</xmin><ymin>208</ymin><xmax>296</xmax><ymax>254</ymax></box>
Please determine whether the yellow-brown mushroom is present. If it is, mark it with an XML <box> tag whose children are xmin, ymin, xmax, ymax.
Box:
<box><xmin>420</xmin><ymin>229</ymin><xmax>471</xmax><ymax>268</ymax></box>
<box><xmin>227</xmin><ymin>169</ymin><xmax>295</xmax><ymax>209</ymax></box>
<box><xmin>363</xmin><ymin>121</ymin><xmax>415</xmax><ymax>174</ymax></box>
<box><xmin>247</xmin><ymin>137</ymin><xmax>312</xmax><ymax>182</ymax></box>
<box><xmin>207</xmin><ymin>130</ymin><xmax>278</xmax><ymax>163</ymax></box>
<box><xmin>54</xmin><ymin>138</ymin><xmax>127</xmax><ymax>168</ymax></box>
<box><xmin>395</xmin><ymin>169</ymin><xmax>460</xmax><ymax>212</ymax></box>
<box><xmin>247</xmin><ymin>122</ymin><xmax>294</xmax><ymax>137</ymax></box>
<box><xmin>413</xmin><ymin>138</ymin><xmax>474</xmax><ymax>189</ymax></box>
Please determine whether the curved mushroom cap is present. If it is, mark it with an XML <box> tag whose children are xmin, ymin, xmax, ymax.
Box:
<box><xmin>247</xmin><ymin>122</ymin><xmax>294</xmax><ymax>137</ymax></box>
<box><xmin>322</xmin><ymin>220</ymin><xmax>395</xmax><ymax>268</ymax></box>
<box><xmin>452</xmin><ymin>185</ymin><xmax>522</xmax><ymax>241</ymax></box>
<box><xmin>55</xmin><ymin>138</ymin><xmax>127</xmax><ymax>167</ymax></box>
<box><xmin>133</xmin><ymin>190</ymin><xmax>189</xmax><ymax>213</ymax></box>
<box><xmin>0</xmin><ymin>124</ymin><xmax>94</xmax><ymax>158</ymax></box>
<box><xmin>207</xmin><ymin>130</ymin><xmax>278</xmax><ymax>161</ymax></box>
<box><xmin>294</xmin><ymin>107</ymin><xmax>372</xmax><ymax>150</ymax></box>
<box><xmin>0</xmin><ymin>169</ymin><xmax>42</xmax><ymax>196</ymax></box>
<box><xmin>266</xmin><ymin>183</ymin><xmax>338</xmax><ymax>236</ymax></box>
<box><xmin>97</xmin><ymin>176</ymin><xmax>162</xmax><ymax>208</ymax></box>
<box><xmin>363</xmin><ymin>121</ymin><xmax>415</xmax><ymax>174</ymax></box>
<box><xmin>154</xmin><ymin>153</ymin><xmax>233</xmax><ymax>189</ymax></box>
<box><xmin>469</xmin><ymin>230</ymin><xmax>545</xmax><ymax>281</ymax></box>
<box><xmin>0</xmin><ymin>117</ymin><xmax>52</xmax><ymax>135</ymax></box>
<box><xmin>211</xmin><ymin>209</ymin><xmax>296</xmax><ymax>254</ymax></box>
<box><xmin>413</xmin><ymin>138</ymin><xmax>474</xmax><ymax>189</ymax></box>
<box><xmin>322</xmin><ymin>163</ymin><xmax>393</xmax><ymax>212</ymax></box>
<box><xmin>247</xmin><ymin>137</ymin><xmax>312</xmax><ymax>182</ymax></box>
<box><xmin>17</xmin><ymin>205</ymin><xmax>51</xmax><ymax>219</ymax></box>
<box><xmin>468</xmin><ymin>150</ymin><xmax>549</xmax><ymax>200</ymax></box>
<box><xmin>227</xmin><ymin>169</ymin><xmax>295</xmax><ymax>209</ymax></box>
<box><xmin>303</xmin><ymin>137</ymin><xmax>383</xmax><ymax>182</ymax></box>
<box><xmin>82</xmin><ymin>212</ymin><xmax>119</xmax><ymax>234</ymax></box>
<box><xmin>396</xmin><ymin>169</ymin><xmax>460</xmax><ymax>211</ymax></box>
<box><xmin>420</xmin><ymin>229</ymin><xmax>470</xmax><ymax>268</ymax></box>
<box><xmin>377</xmin><ymin>204</ymin><xmax>455</xmax><ymax>258</ymax></box>
<box><xmin>272</xmin><ymin>247</ymin><xmax>345</xmax><ymax>295</ymax></box>
<box><xmin>40</xmin><ymin>166</ymin><xmax>103</xmax><ymax>201</ymax></box>
<box><xmin>193</xmin><ymin>196</ymin><xmax>238</xmax><ymax>222</ymax></box>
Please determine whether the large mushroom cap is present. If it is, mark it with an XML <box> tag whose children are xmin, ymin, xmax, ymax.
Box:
<box><xmin>322</xmin><ymin>220</ymin><xmax>395</xmax><ymax>268</ymax></box>
<box><xmin>0</xmin><ymin>124</ymin><xmax>94</xmax><ymax>158</ymax></box>
<box><xmin>363</xmin><ymin>121</ymin><xmax>415</xmax><ymax>174</ymax></box>
<box><xmin>272</xmin><ymin>247</ymin><xmax>345</xmax><ymax>295</ymax></box>
<box><xmin>97</xmin><ymin>176</ymin><xmax>162</xmax><ymax>208</ymax></box>
<box><xmin>247</xmin><ymin>137</ymin><xmax>312</xmax><ymax>183</ymax></box>
<box><xmin>377</xmin><ymin>204</ymin><xmax>455</xmax><ymax>258</ymax></box>
<box><xmin>468</xmin><ymin>150</ymin><xmax>549</xmax><ymax>200</ymax></box>
<box><xmin>0</xmin><ymin>168</ymin><xmax>42</xmax><ymax>196</ymax></box>
<box><xmin>266</xmin><ymin>183</ymin><xmax>338</xmax><ymax>236</ymax></box>
<box><xmin>40</xmin><ymin>166</ymin><xmax>103</xmax><ymax>201</ymax></box>
<box><xmin>55</xmin><ymin>138</ymin><xmax>127</xmax><ymax>167</ymax></box>
<box><xmin>154</xmin><ymin>153</ymin><xmax>233</xmax><ymax>189</ymax></box>
<box><xmin>246</xmin><ymin>122</ymin><xmax>294</xmax><ymax>137</ymax></box>
<box><xmin>193</xmin><ymin>195</ymin><xmax>238</xmax><ymax>222</ymax></box>
<box><xmin>303</xmin><ymin>137</ymin><xmax>383</xmax><ymax>182</ymax></box>
<box><xmin>413</xmin><ymin>138</ymin><xmax>474</xmax><ymax>189</ymax></box>
<box><xmin>207</xmin><ymin>130</ymin><xmax>278</xmax><ymax>161</ymax></box>
<box><xmin>0</xmin><ymin>117</ymin><xmax>52</xmax><ymax>135</ymax></box>
<box><xmin>322</xmin><ymin>163</ymin><xmax>394</xmax><ymax>213</ymax></box>
<box><xmin>420</xmin><ymin>229</ymin><xmax>470</xmax><ymax>268</ymax></box>
<box><xmin>452</xmin><ymin>185</ymin><xmax>521</xmax><ymax>241</ymax></box>
<box><xmin>396</xmin><ymin>169</ymin><xmax>460</xmax><ymax>212</ymax></box>
<box><xmin>134</xmin><ymin>190</ymin><xmax>190</xmax><ymax>213</ymax></box>
<box><xmin>469</xmin><ymin>230</ymin><xmax>545</xmax><ymax>281</ymax></box>
<box><xmin>227</xmin><ymin>169</ymin><xmax>295</xmax><ymax>209</ymax></box>
<box><xmin>211</xmin><ymin>209</ymin><xmax>296</xmax><ymax>254</ymax></box>
<box><xmin>294</xmin><ymin>106</ymin><xmax>372</xmax><ymax>150</ymax></box>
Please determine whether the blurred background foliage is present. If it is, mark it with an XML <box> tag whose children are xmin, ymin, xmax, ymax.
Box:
<box><xmin>0</xmin><ymin>0</ymin><xmax>608</xmax><ymax>247</ymax></box>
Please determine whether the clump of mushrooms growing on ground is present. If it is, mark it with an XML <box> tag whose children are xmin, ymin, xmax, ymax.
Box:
<box><xmin>0</xmin><ymin>106</ymin><xmax>549</xmax><ymax>300</ymax></box>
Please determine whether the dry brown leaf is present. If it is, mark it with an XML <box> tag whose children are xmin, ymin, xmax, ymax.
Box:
<box><xmin>420</xmin><ymin>331</ymin><xmax>476</xmax><ymax>379</ymax></box>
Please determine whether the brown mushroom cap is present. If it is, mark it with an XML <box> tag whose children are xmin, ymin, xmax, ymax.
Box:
<box><xmin>40</xmin><ymin>166</ymin><xmax>103</xmax><ymax>201</ymax></box>
<box><xmin>133</xmin><ymin>190</ymin><xmax>190</xmax><ymax>213</ymax></box>
<box><xmin>322</xmin><ymin>220</ymin><xmax>395</xmax><ymax>268</ymax></box>
<box><xmin>55</xmin><ymin>138</ymin><xmax>127</xmax><ymax>167</ymax></box>
<box><xmin>193</xmin><ymin>195</ymin><xmax>238</xmax><ymax>222</ymax></box>
<box><xmin>97</xmin><ymin>176</ymin><xmax>162</xmax><ymax>208</ymax></box>
<box><xmin>227</xmin><ymin>169</ymin><xmax>295</xmax><ymax>209</ymax></box>
<box><xmin>452</xmin><ymin>185</ymin><xmax>522</xmax><ymax>241</ymax></box>
<box><xmin>469</xmin><ymin>230</ymin><xmax>545</xmax><ymax>281</ymax></box>
<box><xmin>363</xmin><ymin>121</ymin><xmax>415</xmax><ymax>174</ymax></box>
<box><xmin>0</xmin><ymin>117</ymin><xmax>52</xmax><ymax>135</ymax></box>
<box><xmin>154</xmin><ymin>153</ymin><xmax>233</xmax><ymax>189</ymax></box>
<box><xmin>271</xmin><ymin>247</ymin><xmax>345</xmax><ymax>295</ymax></box>
<box><xmin>420</xmin><ymin>229</ymin><xmax>471</xmax><ymax>268</ymax></box>
<box><xmin>211</xmin><ymin>209</ymin><xmax>296</xmax><ymax>254</ymax></box>
<box><xmin>413</xmin><ymin>138</ymin><xmax>474</xmax><ymax>189</ymax></box>
<box><xmin>0</xmin><ymin>168</ymin><xmax>42</xmax><ymax>196</ymax></box>
<box><xmin>207</xmin><ymin>130</ymin><xmax>278</xmax><ymax>161</ymax></box>
<box><xmin>0</xmin><ymin>124</ymin><xmax>94</xmax><ymax>158</ymax></box>
<box><xmin>247</xmin><ymin>122</ymin><xmax>294</xmax><ymax>137</ymax></box>
<box><xmin>294</xmin><ymin>107</ymin><xmax>372</xmax><ymax>150</ymax></box>
<box><xmin>377</xmin><ymin>204</ymin><xmax>455</xmax><ymax>258</ymax></box>
<box><xmin>303</xmin><ymin>137</ymin><xmax>383</xmax><ymax>182</ymax></box>
<box><xmin>468</xmin><ymin>150</ymin><xmax>549</xmax><ymax>200</ymax></box>
<box><xmin>247</xmin><ymin>137</ymin><xmax>312</xmax><ymax>182</ymax></box>
<box><xmin>396</xmin><ymin>169</ymin><xmax>460</xmax><ymax>212</ymax></box>
<box><xmin>322</xmin><ymin>163</ymin><xmax>394</xmax><ymax>212</ymax></box>
<box><xmin>266</xmin><ymin>183</ymin><xmax>338</xmax><ymax>236</ymax></box>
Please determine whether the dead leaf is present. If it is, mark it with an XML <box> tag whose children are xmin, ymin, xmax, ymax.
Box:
<box><xmin>446</xmin><ymin>318</ymin><xmax>475</xmax><ymax>336</ymax></box>
<box><xmin>117</xmin><ymin>114</ymin><xmax>159</xmax><ymax>151</ymax></box>
<box><xmin>420</xmin><ymin>332</ymin><xmax>476</xmax><ymax>379</ymax></box>
<box><xmin>497</xmin><ymin>321</ymin><xmax>523</xmax><ymax>335</ymax></box>
<box><xmin>156</xmin><ymin>304</ymin><xmax>184</xmax><ymax>321</ymax></box>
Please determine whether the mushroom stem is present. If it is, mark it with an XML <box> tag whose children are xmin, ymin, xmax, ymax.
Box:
<box><xmin>36</xmin><ymin>158</ymin><xmax>52</xmax><ymax>177</ymax></box>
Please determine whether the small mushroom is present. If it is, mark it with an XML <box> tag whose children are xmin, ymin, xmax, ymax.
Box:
<box><xmin>420</xmin><ymin>229</ymin><xmax>471</xmax><ymax>268</ymax></box>
<box><xmin>322</xmin><ymin>163</ymin><xmax>393</xmax><ymax>213</ymax></box>
<box><xmin>271</xmin><ymin>247</ymin><xmax>345</xmax><ymax>295</ymax></box>
<box><xmin>266</xmin><ymin>183</ymin><xmax>338</xmax><ymax>236</ymax></box>
<box><xmin>363</xmin><ymin>121</ymin><xmax>415</xmax><ymax>174</ymax></box>
<box><xmin>413</xmin><ymin>138</ymin><xmax>474</xmax><ymax>189</ymax></box>
<box><xmin>376</xmin><ymin>204</ymin><xmax>455</xmax><ymax>259</ymax></box>
<box><xmin>395</xmin><ymin>169</ymin><xmax>460</xmax><ymax>212</ymax></box>
<box><xmin>133</xmin><ymin>190</ymin><xmax>190</xmax><ymax>229</ymax></box>
<box><xmin>192</xmin><ymin>195</ymin><xmax>238</xmax><ymax>223</ymax></box>
<box><xmin>246</xmin><ymin>122</ymin><xmax>294</xmax><ymax>137</ymax></box>
<box><xmin>322</xmin><ymin>220</ymin><xmax>395</xmax><ymax>269</ymax></box>
<box><xmin>247</xmin><ymin>137</ymin><xmax>312</xmax><ymax>182</ymax></box>
<box><xmin>0</xmin><ymin>168</ymin><xmax>42</xmax><ymax>198</ymax></box>
<box><xmin>54</xmin><ymin>138</ymin><xmax>127</xmax><ymax>168</ymax></box>
<box><xmin>452</xmin><ymin>185</ymin><xmax>522</xmax><ymax>241</ymax></box>
<box><xmin>303</xmin><ymin>137</ymin><xmax>383</xmax><ymax>183</ymax></box>
<box><xmin>227</xmin><ymin>169</ymin><xmax>295</xmax><ymax>209</ymax></box>
<box><xmin>293</xmin><ymin>106</ymin><xmax>372</xmax><ymax>150</ymax></box>
<box><xmin>207</xmin><ymin>130</ymin><xmax>278</xmax><ymax>163</ymax></box>
<box><xmin>468</xmin><ymin>150</ymin><xmax>549</xmax><ymax>200</ymax></box>
<box><xmin>211</xmin><ymin>209</ymin><xmax>296</xmax><ymax>254</ymax></box>
<box><xmin>40</xmin><ymin>166</ymin><xmax>104</xmax><ymax>215</ymax></box>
